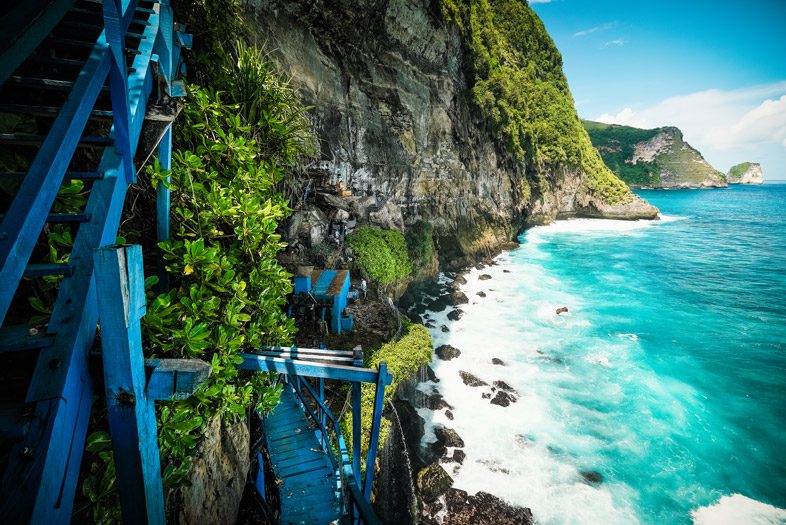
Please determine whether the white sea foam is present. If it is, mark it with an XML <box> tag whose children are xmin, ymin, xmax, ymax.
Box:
<box><xmin>691</xmin><ymin>494</ymin><xmax>786</xmax><ymax>525</ymax></box>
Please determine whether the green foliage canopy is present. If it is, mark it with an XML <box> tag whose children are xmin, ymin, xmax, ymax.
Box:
<box><xmin>347</xmin><ymin>227</ymin><xmax>413</xmax><ymax>286</ymax></box>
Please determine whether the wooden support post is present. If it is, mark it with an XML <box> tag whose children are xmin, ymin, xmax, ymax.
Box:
<box><xmin>94</xmin><ymin>245</ymin><xmax>164</xmax><ymax>525</ymax></box>
<box><xmin>103</xmin><ymin>0</ymin><xmax>134</xmax><ymax>183</ymax></box>
<box><xmin>351</xmin><ymin>347</ymin><xmax>363</xmax><ymax>489</ymax></box>
<box><xmin>363</xmin><ymin>362</ymin><xmax>388</xmax><ymax>501</ymax></box>
<box><xmin>319</xmin><ymin>377</ymin><xmax>326</xmax><ymax>450</ymax></box>
<box><xmin>155</xmin><ymin>127</ymin><xmax>171</xmax><ymax>291</ymax></box>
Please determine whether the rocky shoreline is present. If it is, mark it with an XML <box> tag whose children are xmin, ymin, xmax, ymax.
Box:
<box><xmin>384</xmin><ymin>249</ymin><xmax>536</xmax><ymax>524</ymax></box>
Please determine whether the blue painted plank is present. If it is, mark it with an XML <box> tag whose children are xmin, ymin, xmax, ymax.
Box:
<box><xmin>238</xmin><ymin>354</ymin><xmax>392</xmax><ymax>385</ymax></box>
<box><xmin>363</xmin><ymin>362</ymin><xmax>388</xmax><ymax>500</ymax></box>
<box><xmin>145</xmin><ymin>358</ymin><xmax>211</xmax><ymax>400</ymax></box>
<box><xmin>94</xmin><ymin>245</ymin><xmax>164</xmax><ymax>525</ymax></box>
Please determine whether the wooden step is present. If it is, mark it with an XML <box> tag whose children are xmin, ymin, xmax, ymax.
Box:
<box><xmin>0</xmin><ymin>134</ymin><xmax>113</xmax><ymax>148</ymax></box>
<box><xmin>23</xmin><ymin>263</ymin><xmax>73</xmax><ymax>278</ymax></box>
<box><xmin>0</xmin><ymin>326</ymin><xmax>54</xmax><ymax>353</ymax></box>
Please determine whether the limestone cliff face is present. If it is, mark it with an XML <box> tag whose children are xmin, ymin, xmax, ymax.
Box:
<box><xmin>246</xmin><ymin>0</ymin><xmax>657</xmax><ymax>260</ymax></box>
<box><xmin>727</xmin><ymin>162</ymin><xmax>764</xmax><ymax>184</ymax></box>
<box><xmin>584</xmin><ymin>121</ymin><xmax>727</xmax><ymax>189</ymax></box>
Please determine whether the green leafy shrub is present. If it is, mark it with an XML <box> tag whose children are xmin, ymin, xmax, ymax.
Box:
<box><xmin>341</xmin><ymin>323</ymin><xmax>433</xmax><ymax>466</ymax></box>
<box><xmin>347</xmin><ymin>227</ymin><xmax>412</xmax><ymax>286</ymax></box>
<box><xmin>405</xmin><ymin>220</ymin><xmax>435</xmax><ymax>273</ymax></box>
<box><xmin>440</xmin><ymin>0</ymin><xmax>632</xmax><ymax>204</ymax></box>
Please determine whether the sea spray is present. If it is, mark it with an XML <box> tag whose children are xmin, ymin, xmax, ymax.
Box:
<box><xmin>414</xmin><ymin>186</ymin><xmax>786</xmax><ymax>524</ymax></box>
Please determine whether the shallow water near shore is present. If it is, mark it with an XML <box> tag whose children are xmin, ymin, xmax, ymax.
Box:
<box><xmin>419</xmin><ymin>184</ymin><xmax>786</xmax><ymax>524</ymax></box>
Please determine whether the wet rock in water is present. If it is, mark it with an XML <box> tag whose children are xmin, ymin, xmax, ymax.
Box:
<box><xmin>556</xmin><ymin>306</ymin><xmax>569</xmax><ymax>315</ymax></box>
<box><xmin>434</xmin><ymin>426</ymin><xmax>465</xmax><ymax>448</ymax></box>
<box><xmin>453</xmin><ymin>274</ymin><xmax>468</xmax><ymax>286</ymax></box>
<box><xmin>436</xmin><ymin>344</ymin><xmax>461</xmax><ymax>361</ymax></box>
<box><xmin>441</xmin><ymin>324</ymin><xmax>450</xmax><ymax>333</ymax></box>
<box><xmin>476</xmin><ymin>291</ymin><xmax>487</xmax><ymax>298</ymax></box>
<box><xmin>426</xmin><ymin>393</ymin><xmax>454</xmax><ymax>411</ymax></box>
<box><xmin>450</xmin><ymin>449</ymin><xmax>466</xmax><ymax>464</ymax></box>
<box><xmin>580</xmin><ymin>470</ymin><xmax>604</xmax><ymax>486</ymax></box>
<box><xmin>481</xmin><ymin>392</ymin><xmax>491</xmax><ymax>399</ymax></box>
<box><xmin>445</xmin><ymin>409</ymin><xmax>454</xmax><ymax>420</ymax></box>
<box><xmin>448</xmin><ymin>290</ymin><xmax>469</xmax><ymax>305</ymax></box>
<box><xmin>427</xmin><ymin>295</ymin><xmax>450</xmax><ymax>312</ymax></box>
<box><xmin>492</xmin><ymin>380</ymin><xmax>517</xmax><ymax>394</ymax></box>
<box><xmin>503</xmin><ymin>269</ymin><xmax>511</xmax><ymax>273</ymax></box>
<box><xmin>417</xmin><ymin>463</ymin><xmax>454</xmax><ymax>503</ymax></box>
<box><xmin>447</xmin><ymin>309</ymin><xmax>464</xmax><ymax>321</ymax></box>
<box><xmin>426</xmin><ymin>366</ymin><xmax>440</xmax><ymax>383</ymax></box>
<box><xmin>459</xmin><ymin>371</ymin><xmax>488</xmax><ymax>387</ymax></box>
<box><xmin>478</xmin><ymin>273</ymin><xmax>492</xmax><ymax>281</ymax></box>
<box><xmin>491</xmin><ymin>358</ymin><xmax>505</xmax><ymax>366</ymax></box>
<box><xmin>439</xmin><ymin>489</ymin><xmax>534</xmax><ymax>525</ymax></box>
<box><xmin>424</xmin><ymin>319</ymin><xmax>436</xmax><ymax>328</ymax></box>
<box><xmin>490</xmin><ymin>391</ymin><xmax>516</xmax><ymax>407</ymax></box>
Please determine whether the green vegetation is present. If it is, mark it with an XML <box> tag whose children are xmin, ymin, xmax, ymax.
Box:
<box><xmin>582</xmin><ymin>120</ymin><xmax>663</xmax><ymax>187</ymax></box>
<box><xmin>78</xmin><ymin>9</ymin><xmax>316</xmax><ymax>520</ymax></box>
<box><xmin>440</xmin><ymin>0</ymin><xmax>631</xmax><ymax>204</ymax></box>
<box><xmin>583</xmin><ymin>120</ymin><xmax>726</xmax><ymax>187</ymax></box>
<box><xmin>405</xmin><ymin>220</ymin><xmax>435</xmax><ymax>274</ymax></box>
<box><xmin>342</xmin><ymin>323</ymin><xmax>434</xmax><ymax>466</ymax></box>
<box><xmin>347</xmin><ymin>227</ymin><xmax>413</xmax><ymax>286</ymax></box>
<box><xmin>728</xmin><ymin>162</ymin><xmax>755</xmax><ymax>182</ymax></box>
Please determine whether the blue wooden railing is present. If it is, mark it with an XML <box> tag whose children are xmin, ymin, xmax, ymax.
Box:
<box><xmin>0</xmin><ymin>1</ymin><xmax>190</xmax><ymax>522</ymax></box>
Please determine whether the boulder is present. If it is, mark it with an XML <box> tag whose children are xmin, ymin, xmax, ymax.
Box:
<box><xmin>492</xmin><ymin>380</ymin><xmax>516</xmax><ymax>394</ymax></box>
<box><xmin>369</xmin><ymin>199</ymin><xmax>405</xmax><ymax>231</ymax></box>
<box><xmin>286</xmin><ymin>205</ymin><xmax>329</xmax><ymax>247</ymax></box>
<box><xmin>580</xmin><ymin>470</ymin><xmax>604</xmax><ymax>486</ymax></box>
<box><xmin>459</xmin><ymin>371</ymin><xmax>487</xmax><ymax>387</ymax></box>
<box><xmin>478</xmin><ymin>274</ymin><xmax>492</xmax><ymax>281</ymax></box>
<box><xmin>491</xmin><ymin>358</ymin><xmax>505</xmax><ymax>366</ymax></box>
<box><xmin>439</xmin><ymin>489</ymin><xmax>534</xmax><ymax>524</ymax></box>
<box><xmin>417</xmin><ymin>463</ymin><xmax>454</xmax><ymax>504</ymax></box>
<box><xmin>436</xmin><ymin>344</ymin><xmax>461</xmax><ymax>361</ymax></box>
<box><xmin>447</xmin><ymin>309</ymin><xmax>464</xmax><ymax>321</ymax></box>
<box><xmin>490</xmin><ymin>391</ymin><xmax>516</xmax><ymax>407</ymax></box>
<box><xmin>476</xmin><ymin>291</ymin><xmax>486</xmax><ymax>298</ymax></box>
<box><xmin>176</xmin><ymin>414</ymin><xmax>249</xmax><ymax>525</ymax></box>
<box><xmin>434</xmin><ymin>426</ymin><xmax>465</xmax><ymax>448</ymax></box>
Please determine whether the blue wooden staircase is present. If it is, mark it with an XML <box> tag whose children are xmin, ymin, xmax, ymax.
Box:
<box><xmin>0</xmin><ymin>1</ymin><xmax>187</xmax><ymax>521</ymax></box>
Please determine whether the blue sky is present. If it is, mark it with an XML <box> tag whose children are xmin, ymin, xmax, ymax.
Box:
<box><xmin>530</xmin><ymin>0</ymin><xmax>786</xmax><ymax>178</ymax></box>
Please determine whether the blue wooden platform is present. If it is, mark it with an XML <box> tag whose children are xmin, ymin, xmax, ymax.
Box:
<box><xmin>263</xmin><ymin>388</ymin><xmax>340</xmax><ymax>524</ymax></box>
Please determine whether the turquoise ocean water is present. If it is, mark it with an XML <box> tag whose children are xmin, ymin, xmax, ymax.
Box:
<box><xmin>422</xmin><ymin>183</ymin><xmax>786</xmax><ymax>523</ymax></box>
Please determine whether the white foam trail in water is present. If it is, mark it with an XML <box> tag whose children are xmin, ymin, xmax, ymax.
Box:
<box><xmin>691</xmin><ymin>494</ymin><xmax>786</xmax><ymax>525</ymax></box>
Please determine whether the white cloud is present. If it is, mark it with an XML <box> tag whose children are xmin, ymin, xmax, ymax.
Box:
<box><xmin>593</xmin><ymin>81</ymin><xmax>786</xmax><ymax>172</ymax></box>
<box><xmin>574</xmin><ymin>22</ymin><xmax>615</xmax><ymax>38</ymax></box>
<box><xmin>529</xmin><ymin>0</ymin><xmax>553</xmax><ymax>3</ymax></box>
<box><xmin>602</xmin><ymin>39</ymin><xmax>625</xmax><ymax>48</ymax></box>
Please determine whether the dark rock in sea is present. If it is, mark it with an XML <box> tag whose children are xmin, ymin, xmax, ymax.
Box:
<box><xmin>459</xmin><ymin>371</ymin><xmax>488</xmax><ymax>387</ymax></box>
<box><xmin>478</xmin><ymin>274</ymin><xmax>492</xmax><ymax>281</ymax></box>
<box><xmin>453</xmin><ymin>274</ymin><xmax>468</xmax><ymax>286</ymax></box>
<box><xmin>447</xmin><ymin>309</ymin><xmax>464</xmax><ymax>321</ymax></box>
<box><xmin>434</xmin><ymin>426</ymin><xmax>465</xmax><ymax>448</ymax></box>
<box><xmin>481</xmin><ymin>392</ymin><xmax>491</xmax><ymax>399</ymax></box>
<box><xmin>437</xmin><ymin>489</ymin><xmax>534</xmax><ymax>525</ymax></box>
<box><xmin>441</xmin><ymin>324</ymin><xmax>450</xmax><ymax>333</ymax></box>
<box><xmin>425</xmin><ymin>319</ymin><xmax>436</xmax><ymax>328</ymax></box>
<box><xmin>425</xmin><ymin>393</ymin><xmax>453</xmax><ymax>411</ymax></box>
<box><xmin>492</xmin><ymin>380</ymin><xmax>517</xmax><ymax>394</ymax></box>
<box><xmin>476</xmin><ymin>291</ymin><xmax>487</xmax><ymax>298</ymax></box>
<box><xmin>449</xmin><ymin>290</ymin><xmax>469</xmax><ymax>305</ymax></box>
<box><xmin>426</xmin><ymin>365</ymin><xmax>440</xmax><ymax>383</ymax></box>
<box><xmin>417</xmin><ymin>463</ymin><xmax>454</xmax><ymax>504</ymax></box>
<box><xmin>445</xmin><ymin>409</ymin><xmax>454</xmax><ymax>420</ymax></box>
<box><xmin>436</xmin><ymin>344</ymin><xmax>461</xmax><ymax>361</ymax></box>
<box><xmin>556</xmin><ymin>306</ymin><xmax>569</xmax><ymax>315</ymax></box>
<box><xmin>475</xmin><ymin>261</ymin><xmax>487</xmax><ymax>270</ymax></box>
<box><xmin>503</xmin><ymin>269</ymin><xmax>511</xmax><ymax>273</ymax></box>
<box><xmin>450</xmin><ymin>449</ymin><xmax>466</xmax><ymax>464</ymax></box>
<box><xmin>491</xmin><ymin>358</ymin><xmax>505</xmax><ymax>366</ymax></box>
<box><xmin>490</xmin><ymin>391</ymin><xmax>517</xmax><ymax>407</ymax></box>
<box><xmin>427</xmin><ymin>295</ymin><xmax>450</xmax><ymax>313</ymax></box>
<box><xmin>580</xmin><ymin>470</ymin><xmax>604</xmax><ymax>486</ymax></box>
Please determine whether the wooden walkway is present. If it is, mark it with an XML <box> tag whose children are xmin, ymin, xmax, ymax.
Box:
<box><xmin>263</xmin><ymin>388</ymin><xmax>340</xmax><ymax>524</ymax></box>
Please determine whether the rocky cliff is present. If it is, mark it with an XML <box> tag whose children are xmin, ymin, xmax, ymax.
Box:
<box><xmin>244</xmin><ymin>0</ymin><xmax>657</xmax><ymax>261</ymax></box>
<box><xmin>584</xmin><ymin>120</ymin><xmax>727</xmax><ymax>189</ymax></box>
<box><xmin>727</xmin><ymin>162</ymin><xmax>764</xmax><ymax>184</ymax></box>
